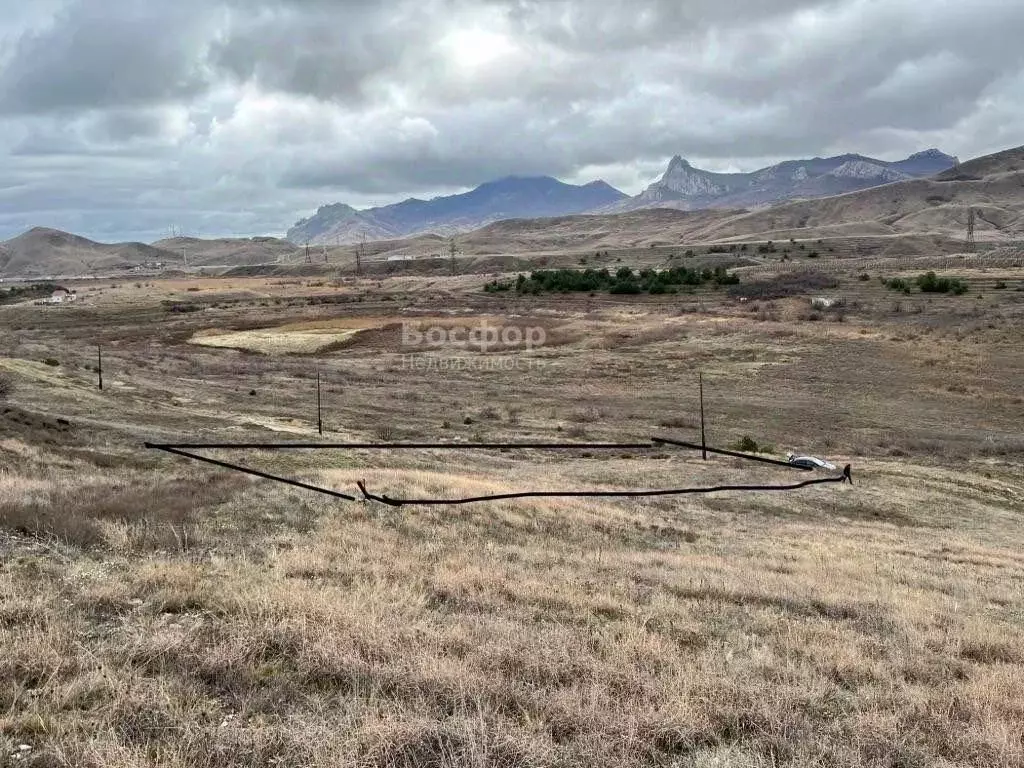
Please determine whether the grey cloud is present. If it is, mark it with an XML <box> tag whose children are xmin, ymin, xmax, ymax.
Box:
<box><xmin>0</xmin><ymin>0</ymin><xmax>218</xmax><ymax>115</ymax></box>
<box><xmin>1</xmin><ymin>0</ymin><xmax>1024</xmax><ymax>242</ymax></box>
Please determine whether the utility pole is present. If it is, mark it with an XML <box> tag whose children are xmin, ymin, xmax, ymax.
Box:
<box><xmin>966</xmin><ymin>208</ymin><xmax>976</xmax><ymax>252</ymax></box>
<box><xmin>316</xmin><ymin>369</ymin><xmax>323</xmax><ymax>436</ymax></box>
<box><xmin>97</xmin><ymin>345</ymin><xmax>103</xmax><ymax>391</ymax></box>
<box><xmin>356</xmin><ymin>234</ymin><xmax>365</xmax><ymax>276</ymax></box>
<box><xmin>449</xmin><ymin>237</ymin><xmax>457</xmax><ymax>276</ymax></box>
<box><xmin>305</xmin><ymin>241</ymin><xmax>311</xmax><ymax>263</ymax></box>
<box><xmin>699</xmin><ymin>372</ymin><xmax>707</xmax><ymax>460</ymax></box>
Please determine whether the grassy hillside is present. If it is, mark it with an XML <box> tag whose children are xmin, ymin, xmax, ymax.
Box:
<box><xmin>0</xmin><ymin>262</ymin><xmax>1022</xmax><ymax>766</ymax></box>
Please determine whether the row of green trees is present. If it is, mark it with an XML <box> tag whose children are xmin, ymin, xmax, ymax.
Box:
<box><xmin>484</xmin><ymin>266</ymin><xmax>739</xmax><ymax>296</ymax></box>
<box><xmin>883</xmin><ymin>272</ymin><xmax>968</xmax><ymax>295</ymax></box>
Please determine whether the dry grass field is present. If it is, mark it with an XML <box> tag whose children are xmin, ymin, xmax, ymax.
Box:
<box><xmin>1</xmin><ymin>255</ymin><xmax>1023</xmax><ymax>767</ymax></box>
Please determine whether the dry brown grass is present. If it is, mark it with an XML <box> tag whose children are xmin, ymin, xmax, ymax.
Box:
<box><xmin>0</xmin><ymin>263</ymin><xmax>1022</xmax><ymax>766</ymax></box>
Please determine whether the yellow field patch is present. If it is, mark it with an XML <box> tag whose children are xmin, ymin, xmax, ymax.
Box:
<box><xmin>189</xmin><ymin>327</ymin><xmax>363</xmax><ymax>354</ymax></box>
<box><xmin>187</xmin><ymin>314</ymin><xmax>543</xmax><ymax>355</ymax></box>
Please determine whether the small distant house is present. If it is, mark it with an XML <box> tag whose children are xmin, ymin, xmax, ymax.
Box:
<box><xmin>49</xmin><ymin>288</ymin><xmax>76</xmax><ymax>304</ymax></box>
<box><xmin>810</xmin><ymin>296</ymin><xmax>842</xmax><ymax>309</ymax></box>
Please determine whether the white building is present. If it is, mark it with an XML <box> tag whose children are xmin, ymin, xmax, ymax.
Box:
<box><xmin>49</xmin><ymin>288</ymin><xmax>76</xmax><ymax>304</ymax></box>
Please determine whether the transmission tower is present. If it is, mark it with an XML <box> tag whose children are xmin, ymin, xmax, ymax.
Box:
<box><xmin>966</xmin><ymin>208</ymin><xmax>976</xmax><ymax>252</ymax></box>
<box><xmin>356</xmin><ymin>234</ymin><xmax>365</xmax><ymax>276</ymax></box>
<box><xmin>449</xmin><ymin>237</ymin><xmax>458</xmax><ymax>275</ymax></box>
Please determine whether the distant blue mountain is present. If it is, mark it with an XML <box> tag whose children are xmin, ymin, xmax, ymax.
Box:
<box><xmin>287</xmin><ymin>176</ymin><xmax>628</xmax><ymax>244</ymax></box>
<box><xmin>602</xmin><ymin>149</ymin><xmax>960</xmax><ymax>213</ymax></box>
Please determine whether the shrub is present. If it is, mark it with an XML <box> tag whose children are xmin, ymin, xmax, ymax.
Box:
<box><xmin>162</xmin><ymin>301</ymin><xmax>202</xmax><ymax>313</ymax></box>
<box><xmin>916</xmin><ymin>271</ymin><xmax>968</xmax><ymax>295</ymax></box>
<box><xmin>807</xmin><ymin>251</ymin><xmax>820</xmax><ymax>258</ymax></box>
<box><xmin>610</xmin><ymin>279</ymin><xmax>641</xmax><ymax>294</ymax></box>
<box><xmin>568</xmin><ymin>407</ymin><xmax>603</xmax><ymax>423</ymax></box>
<box><xmin>733</xmin><ymin>436</ymin><xmax>760</xmax><ymax>452</ymax></box>
<box><xmin>43</xmin><ymin>358</ymin><xmax>60</xmax><ymax>367</ymax></box>
<box><xmin>564</xmin><ymin>423</ymin><xmax>588</xmax><ymax>438</ymax></box>
<box><xmin>659</xmin><ymin>416</ymin><xmax>696</xmax><ymax>429</ymax></box>
<box><xmin>858</xmin><ymin>273</ymin><xmax>870</xmax><ymax>281</ymax></box>
<box><xmin>0</xmin><ymin>373</ymin><xmax>12</xmax><ymax>401</ymax></box>
<box><xmin>884</xmin><ymin>277</ymin><xmax>912</xmax><ymax>293</ymax></box>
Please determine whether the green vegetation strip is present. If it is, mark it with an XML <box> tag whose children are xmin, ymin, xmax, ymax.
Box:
<box><xmin>485</xmin><ymin>266</ymin><xmax>739</xmax><ymax>295</ymax></box>
<box><xmin>883</xmin><ymin>272</ymin><xmax>969</xmax><ymax>295</ymax></box>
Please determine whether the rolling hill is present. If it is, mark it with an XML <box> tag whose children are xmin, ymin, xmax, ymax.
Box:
<box><xmin>0</xmin><ymin>228</ymin><xmax>177</xmax><ymax>278</ymax></box>
<box><xmin>152</xmin><ymin>236</ymin><xmax>301</xmax><ymax>267</ymax></box>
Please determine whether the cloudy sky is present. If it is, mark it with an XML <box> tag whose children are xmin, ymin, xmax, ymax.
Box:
<box><xmin>1</xmin><ymin>0</ymin><xmax>1022</xmax><ymax>243</ymax></box>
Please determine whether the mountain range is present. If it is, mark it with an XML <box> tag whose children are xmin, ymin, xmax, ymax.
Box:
<box><xmin>607</xmin><ymin>149</ymin><xmax>958</xmax><ymax>212</ymax></box>
<box><xmin>287</xmin><ymin>176</ymin><xmax>627</xmax><ymax>245</ymax></box>
<box><xmin>4</xmin><ymin>144</ymin><xmax>1019</xmax><ymax>279</ymax></box>
<box><xmin>288</xmin><ymin>149</ymin><xmax>958</xmax><ymax>244</ymax></box>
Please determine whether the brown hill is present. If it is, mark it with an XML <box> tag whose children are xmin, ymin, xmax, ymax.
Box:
<box><xmin>695</xmin><ymin>145</ymin><xmax>1024</xmax><ymax>243</ymax></box>
<box><xmin>458</xmin><ymin>208</ymin><xmax>741</xmax><ymax>253</ymax></box>
<box><xmin>0</xmin><ymin>228</ymin><xmax>177</xmax><ymax>278</ymax></box>
<box><xmin>151</xmin><ymin>236</ymin><xmax>301</xmax><ymax>267</ymax></box>
<box><xmin>936</xmin><ymin>145</ymin><xmax>1024</xmax><ymax>181</ymax></box>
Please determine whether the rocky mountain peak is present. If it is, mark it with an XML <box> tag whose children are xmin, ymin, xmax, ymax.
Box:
<box><xmin>909</xmin><ymin>148</ymin><xmax>950</xmax><ymax>160</ymax></box>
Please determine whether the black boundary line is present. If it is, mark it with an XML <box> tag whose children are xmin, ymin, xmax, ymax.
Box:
<box><xmin>357</xmin><ymin>466</ymin><xmax>853</xmax><ymax>507</ymax></box>
<box><xmin>651</xmin><ymin>436</ymin><xmax>813</xmax><ymax>470</ymax></box>
<box><xmin>147</xmin><ymin>444</ymin><xmax>356</xmax><ymax>501</ymax></box>
<box><xmin>146</xmin><ymin>439</ymin><xmax>852</xmax><ymax>507</ymax></box>
<box><xmin>146</xmin><ymin>442</ymin><xmax>654</xmax><ymax>450</ymax></box>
